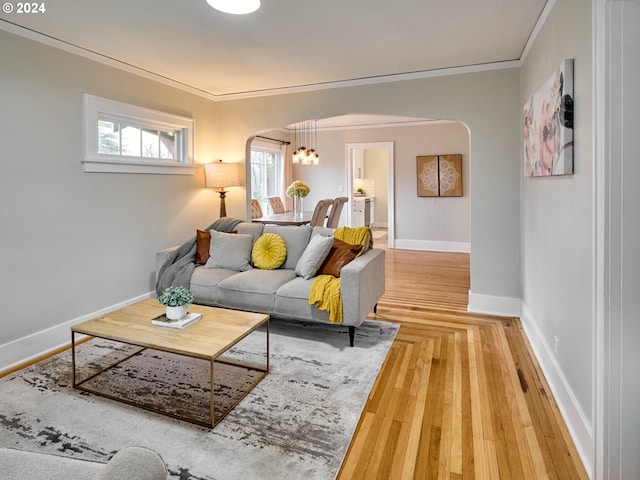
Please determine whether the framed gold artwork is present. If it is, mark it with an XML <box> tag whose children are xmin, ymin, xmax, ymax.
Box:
<box><xmin>417</xmin><ymin>154</ymin><xmax>462</xmax><ymax>197</ymax></box>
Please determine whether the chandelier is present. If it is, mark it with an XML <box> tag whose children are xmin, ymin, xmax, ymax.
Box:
<box><xmin>292</xmin><ymin>120</ymin><xmax>319</xmax><ymax>165</ymax></box>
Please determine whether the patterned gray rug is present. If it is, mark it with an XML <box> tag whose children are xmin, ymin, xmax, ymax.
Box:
<box><xmin>0</xmin><ymin>318</ymin><xmax>398</xmax><ymax>480</ymax></box>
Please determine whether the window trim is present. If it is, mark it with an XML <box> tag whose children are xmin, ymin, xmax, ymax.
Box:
<box><xmin>250</xmin><ymin>142</ymin><xmax>285</xmax><ymax>209</ymax></box>
<box><xmin>83</xmin><ymin>94</ymin><xmax>195</xmax><ymax>174</ymax></box>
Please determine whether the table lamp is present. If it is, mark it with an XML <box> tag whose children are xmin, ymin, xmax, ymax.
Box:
<box><xmin>204</xmin><ymin>160</ymin><xmax>243</xmax><ymax>217</ymax></box>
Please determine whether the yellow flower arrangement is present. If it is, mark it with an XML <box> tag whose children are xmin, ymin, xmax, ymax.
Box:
<box><xmin>286</xmin><ymin>180</ymin><xmax>310</xmax><ymax>198</ymax></box>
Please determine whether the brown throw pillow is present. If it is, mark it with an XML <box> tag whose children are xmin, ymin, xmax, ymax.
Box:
<box><xmin>319</xmin><ymin>238</ymin><xmax>363</xmax><ymax>277</ymax></box>
<box><xmin>195</xmin><ymin>229</ymin><xmax>237</xmax><ymax>265</ymax></box>
<box><xmin>195</xmin><ymin>229</ymin><xmax>211</xmax><ymax>265</ymax></box>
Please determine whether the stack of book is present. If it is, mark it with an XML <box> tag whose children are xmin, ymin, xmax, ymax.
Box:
<box><xmin>151</xmin><ymin>312</ymin><xmax>202</xmax><ymax>329</ymax></box>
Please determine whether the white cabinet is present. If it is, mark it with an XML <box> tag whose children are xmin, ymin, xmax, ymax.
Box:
<box><xmin>351</xmin><ymin>197</ymin><xmax>375</xmax><ymax>227</ymax></box>
<box><xmin>351</xmin><ymin>197</ymin><xmax>365</xmax><ymax>227</ymax></box>
<box><xmin>352</xmin><ymin>149</ymin><xmax>364</xmax><ymax>179</ymax></box>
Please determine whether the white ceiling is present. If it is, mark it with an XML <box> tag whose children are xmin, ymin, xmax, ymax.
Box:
<box><xmin>2</xmin><ymin>0</ymin><xmax>549</xmax><ymax>100</ymax></box>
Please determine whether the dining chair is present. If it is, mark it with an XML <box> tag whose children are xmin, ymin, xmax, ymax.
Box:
<box><xmin>326</xmin><ymin>197</ymin><xmax>348</xmax><ymax>228</ymax></box>
<box><xmin>267</xmin><ymin>196</ymin><xmax>286</xmax><ymax>214</ymax></box>
<box><xmin>309</xmin><ymin>199</ymin><xmax>333</xmax><ymax>227</ymax></box>
<box><xmin>251</xmin><ymin>198</ymin><xmax>263</xmax><ymax>219</ymax></box>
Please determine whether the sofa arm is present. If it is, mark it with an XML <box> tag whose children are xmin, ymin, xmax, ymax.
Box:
<box><xmin>93</xmin><ymin>446</ymin><xmax>166</xmax><ymax>480</ymax></box>
<box><xmin>155</xmin><ymin>246</ymin><xmax>179</xmax><ymax>284</ymax></box>
<box><xmin>340</xmin><ymin>248</ymin><xmax>385</xmax><ymax>327</ymax></box>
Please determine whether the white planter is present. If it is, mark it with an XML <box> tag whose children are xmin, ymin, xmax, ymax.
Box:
<box><xmin>166</xmin><ymin>305</ymin><xmax>187</xmax><ymax>320</ymax></box>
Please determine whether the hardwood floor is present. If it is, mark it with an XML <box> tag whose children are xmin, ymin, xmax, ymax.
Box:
<box><xmin>338</xmin><ymin>248</ymin><xmax>588</xmax><ymax>480</ymax></box>
<box><xmin>1</xmin><ymin>248</ymin><xmax>588</xmax><ymax>479</ymax></box>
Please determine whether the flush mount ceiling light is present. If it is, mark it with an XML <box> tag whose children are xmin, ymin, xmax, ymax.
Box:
<box><xmin>206</xmin><ymin>0</ymin><xmax>260</xmax><ymax>14</ymax></box>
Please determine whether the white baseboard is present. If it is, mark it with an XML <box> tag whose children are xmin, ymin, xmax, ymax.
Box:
<box><xmin>520</xmin><ymin>303</ymin><xmax>593</xmax><ymax>478</ymax></box>
<box><xmin>467</xmin><ymin>291</ymin><xmax>521</xmax><ymax>317</ymax></box>
<box><xmin>0</xmin><ymin>292</ymin><xmax>154</xmax><ymax>373</ymax></box>
<box><xmin>394</xmin><ymin>239</ymin><xmax>471</xmax><ymax>253</ymax></box>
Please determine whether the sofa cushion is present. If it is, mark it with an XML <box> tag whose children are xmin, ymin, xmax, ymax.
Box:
<box><xmin>252</xmin><ymin>233</ymin><xmax>287</xmax><ymax>270</ymax></box>
<box><xmin>275</xmin><ymin>277</ymin><xmax>330</xmax><ymax>322</ymax></box>
<box><xmin>295</xmin><ymin>233</ymin><xmax>334</xmax><ymax>279</ymax></box>
<box><xmin>217</xmin><ymin>269</ymin><xmax>297</xmax><ymax>312</ymax></box>
<box><xmin>195</xmin><ymin>229</ymin><xmax>211</xmax><ymax>265</ymax></box>
<box><xmin>190</xmin><ymin>266</ymin><xmax>238</xmax><ymax>305</ymax></box>
<box><xmin>319</xmin><ymin>238</ymin><xmax>363</xmax><ymax>277</ymax></box>
<box><xmin>275</xmin><ymin>275</ymin><xmax>313</xmax><ymax>299</ymax></box>
<box><xmin>263</xmin><ymin>225</ymin><xmax>312</xmax><ymax>269</ymax></box>
<box><xmin>236</xmin><ymin>222</ymin><xmax>264</xmax><ymax>245</ymax></box>
<box><xmin>196</xmin><ymin>229</ymin><xmax>237</xmax><ymax>264</ymax></box>
<box><xmin>219</xmin><ymin>268</ymin><xmax>296</xmax><ymax>294</ymax></box>
<box><xmin>191</xmin><ymin>266</ymin><xmax>238</xmax><ymax>287</ymax></box>
<box><xmin>311</xmin><ymin>225</ymin><xmax>334</xmax><ymax>238</ymax></box>
<box><xmin>205</xmin><ymin>231</ymin><xmax>253</xmax><ymax>272</ymax></box>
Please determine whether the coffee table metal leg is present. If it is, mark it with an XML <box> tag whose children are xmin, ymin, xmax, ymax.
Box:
<box><xmin>71</xmin><ymin>331</ymin><xmax>77</xmax><ymax>387</ymax></box>
<box><xmin>210</xmin><ymin>358</ymin><xmax>215</xmax><ymax>427</ymax></box>
<box><xmin>266</xmin><ymin>320</ymin><xmax>270</xmax><ymax>371</ymax></box>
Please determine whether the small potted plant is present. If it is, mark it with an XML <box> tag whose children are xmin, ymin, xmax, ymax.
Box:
<box><xmin>158</xmin><ymin>286</ymin><xmax>195</xmax><ymax>320</ymax></box>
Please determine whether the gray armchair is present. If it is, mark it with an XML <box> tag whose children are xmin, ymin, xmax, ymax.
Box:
<box><xmin>0</xmin><ymin>446</ymin><xmax>167</xmax><ymax>480</ymax></box>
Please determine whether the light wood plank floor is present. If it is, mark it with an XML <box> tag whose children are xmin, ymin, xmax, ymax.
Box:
<box><xmin>338</xmin><ymin>248</ymin><xmax>588</xmax><ymax>480</ymax></box>
<box><xmin>1</xmin><ymin>248</ymin><xmax>588</xmax><ymax>479</ymax></box>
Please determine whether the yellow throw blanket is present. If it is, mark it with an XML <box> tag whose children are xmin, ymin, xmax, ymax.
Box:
<box><xmin>334</xmin><ymin>226</ymin><xmax>373</xmax><ymax>253</ymax></box>
<box><xmin>309</xmin><ymin>227</ymin><xmax>372</xmax><ymax>324</ymax></box>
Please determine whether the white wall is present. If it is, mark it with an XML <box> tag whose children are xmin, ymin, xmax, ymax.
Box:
<box><xmin>220</xmin><ymin>78</ymin><xmax>519</xmax><ymax>307</ymax></box>
<box><xmin>236</xmin><ymin>86</ymin><xmax>520</xmax><ymax>290</ymax></box>
<box><xmin>290</xmin><ymin>122</ymin><xmax>470</xmax><ymax>250</ymax></box>
<box><xmin>520</xmin><ymin>0</ymin><xmax>593</xmax><ymax>472</ymax></box>
<box><xmin>254</xmin><ymin>75</ymin><xmax>519</xmax><ymax>310</ymax></box>
<box><xmin>0</xmin><ymin>31</ymin><xmax>234</xmax><ymax>367</ymax></box>
<box><xmin>1</xmin><ymin>29</ymin><xmax>522</xmax><ymax>368</ymax></box>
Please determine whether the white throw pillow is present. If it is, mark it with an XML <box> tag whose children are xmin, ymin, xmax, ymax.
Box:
<box><xmin>295</xmin><ymin>234</ymin><xmax>334</xmax><ymax>279</ymax></box>
<box><xmin>204</xmin><ymin>230</ymin><xmax>253</xmax><ymax>271</ymax></box>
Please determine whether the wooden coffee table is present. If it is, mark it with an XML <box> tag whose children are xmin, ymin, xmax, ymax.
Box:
<box><xmin>70</xmin><ymin>298</ymin><xmax>269</xmax><ymax>427</ymax></box>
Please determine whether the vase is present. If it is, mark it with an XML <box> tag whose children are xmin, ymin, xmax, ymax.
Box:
<box><xmin>293</xmin><ymin>196</ymin><xmax>303</xmax><ymax>217</ymax></box>
<box><xmin>166</xmin><ymin>305</ymin><xmax>187</xmax><ymax>320</ymax></box>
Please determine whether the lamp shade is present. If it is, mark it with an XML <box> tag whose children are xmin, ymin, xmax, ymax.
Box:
<box><xmin>204</xmin><ymin>161</ymin><xmax>242</xmax><ymax>189</ymax></box>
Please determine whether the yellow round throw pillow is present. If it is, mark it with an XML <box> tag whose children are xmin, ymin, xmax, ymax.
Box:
<box><xmin>252</xmin><ymin>233</ymin><xmax>287</xmax><ymax>270</ymax></box>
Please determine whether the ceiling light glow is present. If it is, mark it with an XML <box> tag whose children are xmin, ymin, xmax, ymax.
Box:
<box><xmin>206</xmin><ymin>0</ymin><xmax>260</xmax><ymax>14</ymax></box>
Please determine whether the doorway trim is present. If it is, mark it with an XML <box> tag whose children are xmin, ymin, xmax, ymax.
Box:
<box><xmin>345</xmin><ymin>142</ymin><xmax>395</xmax><ymax>248</ymax></box>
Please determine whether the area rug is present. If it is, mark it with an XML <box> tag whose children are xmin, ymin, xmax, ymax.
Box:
<box><xmin>0</xmin><ymin>318</ymin><xmax>398</xmax><ymax>480</ymax></box>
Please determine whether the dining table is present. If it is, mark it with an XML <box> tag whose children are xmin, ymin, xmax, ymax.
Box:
<box><xmin>251</xmin><ymin>211</ymin><xmax>313</xmax><ymax>226</ymax></box>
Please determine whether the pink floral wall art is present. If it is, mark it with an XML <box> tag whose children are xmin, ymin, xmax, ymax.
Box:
<box><xmin>523</xmin><ymin>59</ymin><xmax>574</xmax><ymax>177</ymax></box>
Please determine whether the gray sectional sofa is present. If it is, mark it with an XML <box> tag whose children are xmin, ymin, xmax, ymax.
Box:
<box><xmin>156</xmin><ymin>222</ymin><xmax>385</xmax><ymax>346</ymax></box>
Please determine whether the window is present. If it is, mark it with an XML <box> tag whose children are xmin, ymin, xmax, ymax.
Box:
<box><xmin>83</xmin><ymin>94</ymin><xmax>194</xmax><ymax>174</ymax></box>
<box><xmin>251</xmin><ymin>144</ymin><xmax>284</xmax><ymax>210</ymax></box>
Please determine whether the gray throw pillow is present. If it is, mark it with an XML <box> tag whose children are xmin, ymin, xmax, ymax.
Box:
<box><xmin>295</xmin><ymin>234</ymin><xmax>334</xmax><ymax>279</ymax></box>
<box><xmin>204</xmin><ymin>230</ymin><xmax>253</xmax><ymax>271</ymax></box>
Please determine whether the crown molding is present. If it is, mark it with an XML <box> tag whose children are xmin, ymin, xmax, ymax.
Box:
<box><xmin>520</xmin><ymin>0</ymin><xmax>556</xmax><ymax>62</ymax></box>
<box><xmin>2</xmin><ymin>18</ymin><xmax>524</xmax><ymax>103</ymax></box>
